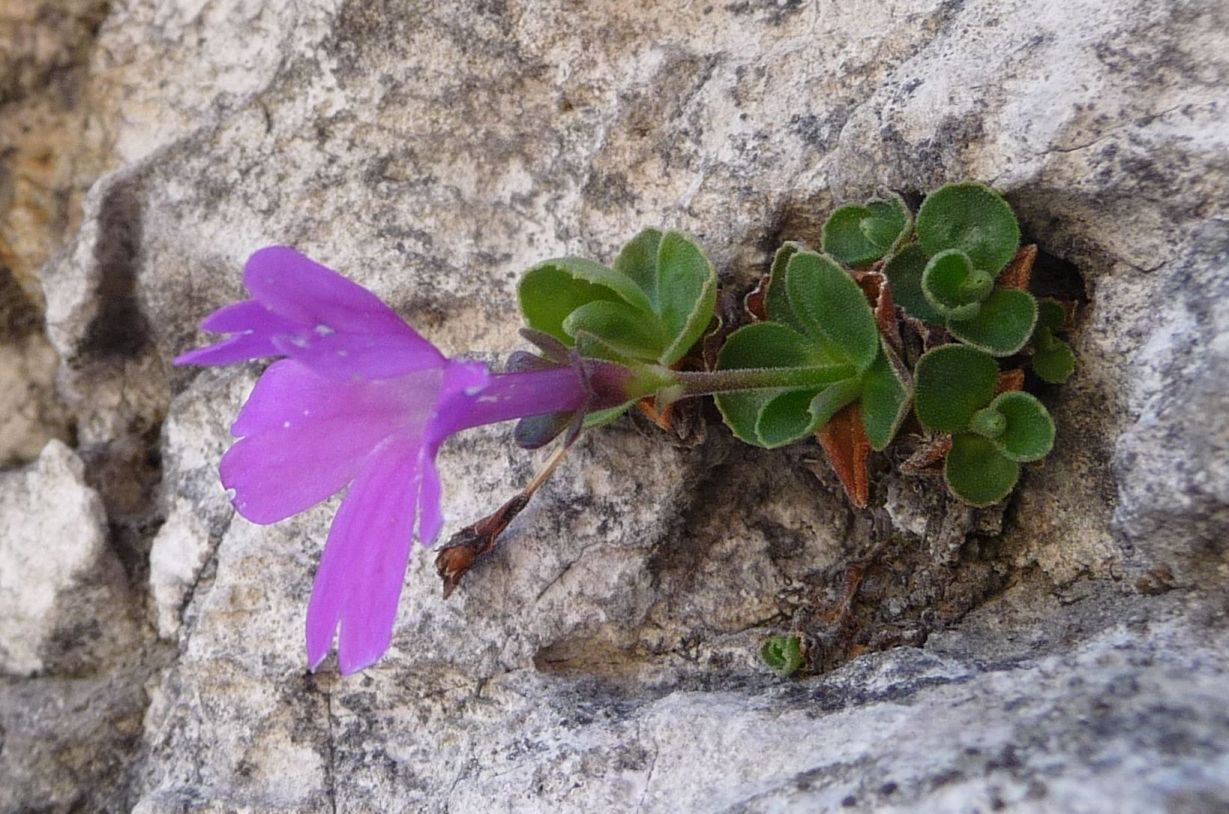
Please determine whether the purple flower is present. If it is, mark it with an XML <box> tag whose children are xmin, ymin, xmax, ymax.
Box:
<box><xmin>176</xmin><ymin>247</ymin><xmax>618</xmax><ymax>674</ymax></box>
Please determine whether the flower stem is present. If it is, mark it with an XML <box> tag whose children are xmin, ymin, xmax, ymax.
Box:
<box><xmin>669</xmin><ymin>364</ymin><xmax>856</xmax><ymax>398</ymax></box>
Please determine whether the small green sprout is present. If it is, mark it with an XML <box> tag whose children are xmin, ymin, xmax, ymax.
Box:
<box><xmin>713</xmin><ymin>244</ymin><xmax>910</xmax><ymax>450</ymax></box>
<box><xmin>914</xmin><ymin>345</ymin><xmax>1055</xmax><ymax>506</ymax></box>
<box><xmin>821</xmin><ymin>192</ymin><xmax>912</xmax><ymax>267</ymax></box>
<box><xmin>761</xmin><ymin>634</ymin><xmax>804</xmax><ymax>676</ymax></box>
<box><xmin>1029</xmin><ymin>298</ymin><xmax>1077</xmax><ymax>384</ymax></box>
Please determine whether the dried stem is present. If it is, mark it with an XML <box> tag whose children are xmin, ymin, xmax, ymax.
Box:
<box><xmin>435</xmin><ymin>442</ymin><xmax>571</xmax><ymax>599</ymax></box>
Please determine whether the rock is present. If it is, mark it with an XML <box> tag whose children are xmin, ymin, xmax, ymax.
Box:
<box><xmin>3</xmin><ymin>0</ymin><xmax>1229</xmax><ymax>810</ymax></box>
<box><xmin>0</xmin><ymin>439</ymin><xmax>127</xmax><ymax>675</ymax></box>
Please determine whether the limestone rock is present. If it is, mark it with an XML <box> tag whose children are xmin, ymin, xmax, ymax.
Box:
<box><xmin>0</xmin><ymin>439</ymin><xmax>124</xmax><ymax>675</ymax></box>
<box><xmin>3</xmin><ymin>0</ymin><xmax>1229</xmax><ymax>811</ymax></box>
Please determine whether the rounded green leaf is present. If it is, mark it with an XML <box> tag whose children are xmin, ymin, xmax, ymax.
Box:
<box><xmin>987</xmin><ymin>391</ymin><xmax>1055</xmax><ymax>462</ymax></box>
<box><xmin>944</xmin><ymin>433</ymin><xmax>1021</xmax><ymax>507</ymax></box>
<box><xmin>715</xmin><ymin>321</ymin><xmax>825</xmax><ymax>370</ymax></box>
<box><xmin>714</xmin><ymin>389</ymin><xmax>778</xmax><ymax>446</ymax></box>
<box><xmin>562</xmin><ymin>300</ymin><xmax>665</xmax><ymax>361</ymax></box>
<box><xmin>916</xmin><ymin>182</ymin><xmax>1021</xmax><ymax>274</ymax></box>
<box><xmin>761</xmin><ymin>634</ymin><xmax>804</xmax><ymax>676</ymax></box>
<box><xmin>613</xmin><ymin>228</ymin><xmax>663</xmax><ymax>300</ymax></box>
<box><xmin>809</xmin><ymin>379</ymin><xmax>862</xmax><ymax>433</ymax></box>
<box><xmin>947</xmin><ymin>288</ymin><xmax>1038</xmax><ymax>357</ymax></box>
<box><xmin>714</xmin><ymin>322</ymin><xmax>829</xmax><ymax>447</ymax></box>
<box><xmin>756</xmin><ymin>389</ymin><xmax>823</xmax><ymax>448</ymax></box>
<box><xmin>913</xmin><ymin>345</ymin><xmax>998</xmax><ymax>433</ymax></box>
<box><xmin>860</xmin><ymin>343</ymin><xmax>912</xmax><ymax>451</ymax></box>
<box><xmin>883</xmin><ymin>243</ymin><xmax>943</xmax><ymax>324</ymax></box>
<box><xmin>822</xmin><ymin>194</ymin><xmax>910</xmax><ymax>266</ymax></box>
<box><xmin>656</xmin><ymin>231</ymin><xmax>718</xmax><ymax>364</ymax></box>
<box><xmin>765</xmin><ymin>241</ymin><xmax>806</xmax><ymax>330</ymax></box>
<box><xmin>785</xmin><ymin>251</ymin><xmax>879</xmax><ymax>373</ymax></box>
<box><xmin>921</xmin><ymin>250</ymin><xmax>984</xmax><ymax>320</ymax></box>
<box><xmin>1036</xmin><ymin>298</ymin><xmax>1067</xmax><ymax>334</ymax></box>
<box><xmin>1032</xmin><ymin>340</ymin><xmax>1076</xmax><ymax>384</ymax></box>
<box><xmin>519</xmin><ymin>263</ymin><xmax>628</xmax><ymax>346</ymax></box>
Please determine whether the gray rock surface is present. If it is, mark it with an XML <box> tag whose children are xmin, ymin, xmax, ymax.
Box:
<box><xmin>0</xmin><ymin>439</ymin><xmax>131</xmax><ymax>676</ymax></box>
<box><xmin>2</xmin><ymin>0</ymin><xmax>1228</xmax><ymax>811</ymax></box>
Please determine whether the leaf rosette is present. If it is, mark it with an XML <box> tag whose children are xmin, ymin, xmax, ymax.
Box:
<box><xmin>886</xmin><ymin>182</ymin><xmax>1038</xmax><ymax>357</ymax></box>
<box><xmin>913</xmin><ymin>345</ymin><xmax>1055</xmax><ymax>506</ymax></box>
<box><xmin>714</xmin><ymin>247</ymin><xmax>911</xmax><ymax>451</ymax></box>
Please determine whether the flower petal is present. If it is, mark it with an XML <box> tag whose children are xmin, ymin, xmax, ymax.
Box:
<box><xmin>416</xmin><ymin>448</ymin><xmax>445</xmax><ymax>545</ymax></box>
<box><xmin>174</xmin><ymin>301</ymin><xmax>300</xmax><ymax>367</ymax></box>
<box><xmin>200</xmin><ymin>300</ymin><xmax>295</xmax><ymax>333</ymax></box>
<box><xmin>270</xmin><ymin>331</ymin><xmax>446</xmax><ymax>381</ymax></box>
<box><xmin>244</xmin><ymin>246</ymin><xmax>423</xmax><ymax>337</ymax></box>
<box><xmin>222</xmin><ymin>361</ymin><xmax>439</xmax><ymax>523</ymax></box>
<box><xmin>306</xmin><ymin>435</ymin><xmax>422</xmax><ymax>674</ymax></box>
<box><xmin>173</xmin><ymin>332</ymin><xmax>282</xmax><ymax>367</ymax></box>
<box><xmin>243</xmin><ymin>247</ymin><xmax>445</xmax><ymax>378</ymax></box>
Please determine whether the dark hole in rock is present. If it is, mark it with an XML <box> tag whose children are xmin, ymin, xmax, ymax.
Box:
<box><xmin>82</xmin><ymin>182</ymin><xmax>151</xmax><ymax>359</ymax></box>
<box><xmin>1020</xmin><ymin>233</ymin><xmax>1090</xmax><ymax>306</ymax></box>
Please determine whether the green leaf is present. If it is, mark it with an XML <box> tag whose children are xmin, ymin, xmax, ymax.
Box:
<box><xmin>713</xmin><ymin>322</ymin><xmax>839</xmax><ymax>447</ymax></box>
<box><xmin>947</xmin><ymin>288</ymin><xmax>1038</xmax><ymax>356</ymax></box>
<box><xmin>809</xmin><ymin>379</ymin><xmax>862</xmax><ymax>432</ymax></box>
<box><xmin>761</xmin><ymin>634</ymin><xmax>804</xmax><ymax>676</ymax></box>
<box><xmin>613</xmin><ymin>228</ymin><xmax>662</xmax><ymax>299</ymax></box>
<box><xmin>944</xmin><ymin>433</ymin><xmax>1021</xmax><ymax>507</ymax></box>
<box><xmin>921</xmin><ymin>250</ymin><xmax>986</xmax><ymax>320</ymax></box>
<box><xmin>562</xmin><ymin>300</ymin><xmax>665</xmax><ymax>361</ymax></box>
<box><xmin>916</xmin><ymin>182</ymin><xmax>1020</xmax><ymax>274</ymax></box>
<box><xmin>764</xmin><ymin>241</ymin><xmax>806</xmax><ymax>330</ymax></box>
<box><xmin>987</xmin><ymin>391</ymin><xmax>1055</xmax><ymax>462</ymax></box>
<box><xmin>1032</xmin><ymin>340</ymin><xmax>1076</xmax><ymax>384</ymax></box>
<box><xmin>656</xmin><ymin>231</ymin><xmax>718</xmax><ymax>364</ymax></box>
<box><xmin>714</xmin><ymin>389</ymin><xmax>779</xmax><ymax>446</ymax></box>
<box><xmin>756</xmin><ymin>390</ymin><xmax>824</xmax><ymax>448</ymax></box>
<box><xmin>860</xmin><ymin>342</ymin><xmax>912</xmax><ymax>451</ymax></box>
<box><xmin>714</xmin><ymin>321</ymin><xmax>829</xmax><ymax>369</ymax></box>
<box><xmin>913</xmin><ymin>345</ymin><xmax>998</xmax><ymax>433</ymax></box>
<box><xmin>785</xmin><ymin>251</ymin><xmax>879</xmax><ymax>373</ymax></box>
<box><xmin>822</xmin><ymin>194</ymin><xmax>911</xmax><ymax>266</ymax></box>
<box><xmin>883</xmin><ymin>243</ymin><xmax>943</xmax><ymax>324</ymax></box>
<box><xmin>519</xmin><ymin>262</ymin><xmax>629</xmax><ymax>346</ymax></box>
<box><xmin>1036</xmin><ymin>298</ymin><xmax>1067</xmax><ymax>334</ymax></box>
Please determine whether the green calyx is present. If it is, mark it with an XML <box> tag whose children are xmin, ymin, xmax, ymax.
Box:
<box><xmin>761</xmin><ymin>634</ymin><xmax>804</xmax><ymax>676</ymax></box>
<box><xmin>712</xmin><ymin>249</ymin><xmax>910</xmax><ymax>450</ymax></box>
<box><xmin>914</xmin><ymin>345</ymin><xmax>1056</xmax><ymax>505</ymax></box>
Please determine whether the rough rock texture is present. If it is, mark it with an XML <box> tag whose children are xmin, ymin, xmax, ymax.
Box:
<box><xmin>2</xmin><ymin>0</ymin><xmax>1229</xmax><ymax>811</ymax></box>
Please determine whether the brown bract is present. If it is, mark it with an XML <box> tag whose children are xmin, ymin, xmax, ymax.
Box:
<box><xmin>997</xmin><ymin>244</ymin><xmax>1037</xmax><ymax>291</ymax></box>
<box><xmin>817</xmin><ymin>404</ymin><xmax>872</xmax><ymax>508</ymax></box>
<box><xmin>995</xmin><ymin>368</ymin><xmax>1026</xmax><ymax>395</ymax></box>
<box><xmin>853</xmin><ymin>270</ymin><xmax>903</xmax><ymax>353</ymax></box>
